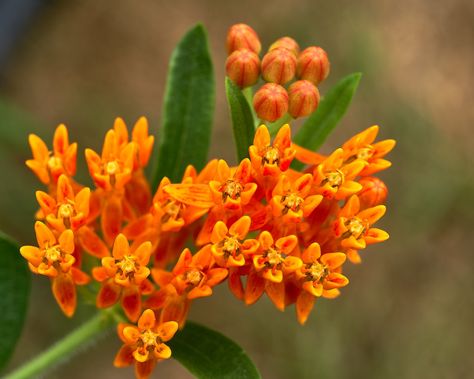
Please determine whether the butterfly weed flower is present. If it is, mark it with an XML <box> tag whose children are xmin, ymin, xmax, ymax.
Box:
<box><xmin>15</xmin><ymin>23</ymin><xmax>396</xmax><ymax>379</ymax></box>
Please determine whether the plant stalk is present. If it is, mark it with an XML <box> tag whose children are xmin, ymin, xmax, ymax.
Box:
<box><xmin>5</xmin><ymin>311</ymin><xmax>117</xmax><ymax>379</ymax></box>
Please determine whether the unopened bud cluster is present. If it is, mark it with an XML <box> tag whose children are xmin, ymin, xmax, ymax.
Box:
<box><xmin>225</xmin><ymin>24</ymin><xmax>330</xmax><ymax>121</ymax></box>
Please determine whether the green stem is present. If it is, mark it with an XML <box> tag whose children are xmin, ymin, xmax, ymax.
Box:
<box><xmin>5</xmin><ymin>311</ymin><xmax>118</xmax><ymax>379</ymax></box>
<box><xmin>242</xmin><ymin>87</ymin><xmax>258</xmax><ymax>127</ymax></box>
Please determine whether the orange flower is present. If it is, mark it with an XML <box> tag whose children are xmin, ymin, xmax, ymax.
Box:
<box><xmin>342</xmin><ymin>125</ymin><xmax>396</xmax><ymax>176</ymax></box>
<box><xmin>26</xmin><ymin>124</ymin><xmax>77</xmax><ymax>185</ymax></box>
<box><xmin>114</xmin><ymin>309</ymin><xmax>178</xmax><ymax>379</ymax></box>
<box><xmin>249</xmin><ymin>124</ymin><xmax>296</xmax><ymax>177</ymax></box>
<box><xmin>36</xmin><ymin>174</ymin><xmax>90</xmax><ymax>232</ymax></box>
<box><xmin>295</xmin><ymin>243</ymin><xmax>348</xmax><ymax>324</ymax></box>
<box><xmin>85</xmin><ymin>129</ymin><xmax>135</xmax><ymax>191</ymax></box>
<box><xmin>93</xmin><ymin>234</ymin><xmax>153</xmax><ymax>322</ymax></box>
<box><xmin>313</xmin><ymin>148</ymin><xmax>365</xmax><ymax>199</ymax></box>
<box><xmin>270</xmin><ymin>173</ymin><xmax>322</xmax><ymax>223</ymax></box>
<box><xmin>210</xmin><ymin>216</ymin><xmax>258</xmax><ymax>268</ymax></box>
<box><xmin>20</xmin><ymin>222</ymin><xmax>89</xmax><ymax>316</ymax></box>
<box><xmin>152</xmin><ymin>247</ymin><xmax>228</xmax><ymax>301</ymax></box>
<box><xmin>333</xmin><ymin>195</ymin><xmax>389</xmax><ymax>263</ymax></box>
<box><xmin>245</xmin><ymin>231</ymin><xmax>302</xmax><ymax>310</ymax></box>
<box><xmin>208</xmin><ymin>159</ymin><xmax>257</xmax><ymax>211</ymax></box>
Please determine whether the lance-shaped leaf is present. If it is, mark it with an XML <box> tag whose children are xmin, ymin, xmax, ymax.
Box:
<box><xmin>152</xmin><ymin>24</ymin><xmax>215</xmax><ymax>187</ymax></box>
<box><xmin>170</xmin><ymin>321</ymin><xmax>261</xmax><ymax>379</ymax></box>
<box><xmin>0</xmin><ymin>232</ymin><xmax>30</xmax><ymax>370</ymax></box>
<box><xmin>292</xmin><ymin>73</ymin><xmax>362</xmax><ymax>170</ymax></box>
<box><xmin>225</xmin><ymin>77</ymin><xmax>255</xmax><ymax>161</ymax></box>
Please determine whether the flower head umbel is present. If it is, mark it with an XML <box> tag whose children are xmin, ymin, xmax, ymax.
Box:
<box><xmin>17</xmin><ymin>23</ymin><xmax>395</xmax><ymax>378</ymax></box>
<box><xmin>115</xmin><ymin>309</ymin><xmax>178</xmax><ymax>379</ymax></box>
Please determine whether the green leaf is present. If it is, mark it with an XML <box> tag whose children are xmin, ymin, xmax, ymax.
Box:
<box><xmin>225</xmin><ymin>77</ymin><xmax>255</xmax><ymax>161</ymax></box>
<box><xmin>0</xmin><ymin>232</ymin><xmax>30</xmax><ymax>370</ymax></box>
<box><xmin>170</xmin><ymin>321</ymin><xmax>261</xmax><ymax>379</ymax></box>
<box><xmin>292</xmin><ymin>73</ymin><xmax>362</xmax><ymax>170</ymax></box>
<box><xmin>152</xmin><ymin>24</ymin><xmax>215</xmax><ymax>187</ymax></box>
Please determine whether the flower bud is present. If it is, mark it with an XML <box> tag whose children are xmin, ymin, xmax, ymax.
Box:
<box><xmin>297</xmin><ymin>46</ymin><xmax>330</xmax><ymax>84</ymax></box>
<box><xmin>357</xmin><ymin>177</ymin><xmax>388</xmax><ymax>209</ymax></box>
<box><xmin>269</xmin><ymin>36</ymin><xmax>300</xmax><ymax>56</ymax></box>
<box><xmin>253</xmin><ymin>83</ymin><xmax>289</xmax><ymax>122</ymax></box>
<box><xmin>226</xmin><ymin>23</ymin><xmax>261</xmax><ymax>55</ymax></box>
<box><xmin>288</xmin><ymin>80</ymin><xmax>320</xmax><ymax>118</ymax></box>
<box><xmin>226</xmin><ymin>49</ymin><xmax>261</xmax><ymax>88</ymax></box>
<box><xmin>261</xmin><ymin>48</ymin><xmax>297</xmax><ymax>84</ymax></box>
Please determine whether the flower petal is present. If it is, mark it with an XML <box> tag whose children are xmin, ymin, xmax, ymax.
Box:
<box><xmin>52</xmin><ymin>274</ymin><xmax>76</xmax><ymax>317</ymax></box>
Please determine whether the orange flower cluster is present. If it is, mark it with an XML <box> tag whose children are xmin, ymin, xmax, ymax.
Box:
<box><xmin>225</xmin><ymin>23</ymin><xmax>329</xmax><ymax>121</ymax></box>
<box><xmin>21</xmin><ymin>119</ymin><xmax>394</xmax><ymax>378</ymax></box>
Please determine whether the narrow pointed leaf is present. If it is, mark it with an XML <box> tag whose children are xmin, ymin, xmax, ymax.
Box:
<box><xmin>292</xmin><ymin>73</ymin><xmax>362</xmax><ymax>170</ymax></box>
<box><xmin>0</xmin><ymin>232</ymin><xmax>30</xmax><ymax>370</ymax></box>
<box><xmin>170</xmin><ymin>321</ymin><xmax>261</xmax><ymax>379</ymax></box>
<box><xmin>225</xmin><ymin>77</ymin><xmax>255</xmax><ymax>160</ymax></box>
<box><xmin>152</xmin><ymin>24</ymin><xmax>215</xmax><ymax>187</ymax></box>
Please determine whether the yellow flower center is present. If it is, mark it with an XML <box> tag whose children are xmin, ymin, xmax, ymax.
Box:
<box><xmin>357</xmin><ymin>146</ymin><xmax>374</xmax><ymax>160</ymax></box>
<box><xmin>185</xmin><ymin>269</ymin><xmax>203</xmax><ymax>287</ymax></box>
<box><xmin>45</xmin><ymin>246</ymin><xmax>62</xmax><ymax>262</ymax></box>
<box><xmin>222</xmin><ymin>180</ymin><xmax>243</xmax><ymax>201</ymax></box>
<box><xmin>345</xmin><ymin>217</ymin><xmax>366</xmax><ymax>239</ymax></box>
<box><xmin>305</xmin><ymin>262</ymin><xmax>327</xmax><ymax>282</ymax></box>
<box><xmin>140</xmin><ymin>329</ymin><xmax>160</xmax><ymax>348</ymax></box>
<box><xmin>106</xmin><ymin>161</ymin><xmax>120</xmax><ymax>175</ymax></box>
<box><xmin>265</xmin><ymin>248</ymin><xmax>283</xmax><ymax>267</ymax></box>
<box><xmin>47</xmin><ymin>156</ymin><xmax>62</xmax><ymax>170</ymax></box>
<box><xmin>117</xmin><ymin>255</ymin><xmax>137</xmax><ymax>275</ymax></box>
<box><xmin>281</xmin><ymin>193</ymin><xmax>303</xmax><ymax>214</ymax></box>
<box><xmin>58</xmin><ymin>203</ymin><xmax>74</xmax><ymax>219</ymax></box>
<box><xmin>221</xmin><ymin>236</ymin><xmax>241</xmax><ymax>257</ymax></box>
<box><xmin>323</xmin><ymin>170</ymin><xmax>344</xmax><ymax>188</ymax></box>
<box><xmin>262</xmin><ymin>147</ymin><xmax>280</xmax><ymax>166</ymax></box>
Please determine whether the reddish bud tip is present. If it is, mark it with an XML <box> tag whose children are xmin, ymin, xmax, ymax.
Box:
<box><xmin>297</xmin><ymin>46</ymin><xmax>330</xmax><ymax>85</ymax></box>
<box><xmin>358</xmin><ymin>177</ymin><xmax>388</xmax><ymax>209</ymax></box>
<box><xmin>226</xmin><ymin>49</ymin><xmax>261</xmax><ymax>88</ymax></box>
<box><xmin>253</xmin><ymin>83</ymin><xmax>289</xmax><ymax>122</ymax></box>
<box><xmin>261</xmin><ymin>48</ymin><xmax>297</xmax><ymax>84</ymax></box>
<box><xmin>226</xmin><ymin>23</ymin><xmax>261</xmax><ymax>55</ymax></box>
<box><xmin>269</xmin><ymin>36</ymin><xmax>300</xmax><ymax>56</ymax></box>
<box><xmin>288</xmin><ymin>80</ymin><xmax>320</xmax><ymax>118</ymax></box>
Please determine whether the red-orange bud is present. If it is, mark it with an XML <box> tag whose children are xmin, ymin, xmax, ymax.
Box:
<box><xmin>226</xmin><ymin>23</ymin><xmax>261</xmax><ymax>55</ymax></box>
<box><xmin>357</xmin><ymin>177</ymin><xmax>388</xmax><ymax>208</ymax></box>
<box><xmin>288</xmin><ymin>80</ymin><xmax>320</xmax><ymax>118</ymax></box>
<box><xmin>253</xmin><ymin>83</ymin><xmax>289</xmax><ymax>122</ymax></box>
<box><xmin>297</xmin><ymin>46</ymin><xmax>330</xmax><ymax>85</ymax></box>
<box><xmin>269</xmin><ymin>36</ymin><xmax>300</xmax><ymax>56</ymax></box>
<box><xmin>226</xmin><ymin>49</ymin><xmax>261</xmax><ymax>88</ymax></box>
<box><xmin>261</xmin><ymin>48</ymin><xmax>297</xmax><ymax>85</ymax></box>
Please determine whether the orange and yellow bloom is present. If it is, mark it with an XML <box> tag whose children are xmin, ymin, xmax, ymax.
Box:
<box><xmin>115</xmin><ymin>309</ymin><xmax>178</xmax><ymax>379</ymax></box>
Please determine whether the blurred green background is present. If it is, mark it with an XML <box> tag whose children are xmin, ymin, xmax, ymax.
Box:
<box><xmin>1</xmin><ymin>0</ymin><xmax>473</xmax><ymax>378</ymax></box>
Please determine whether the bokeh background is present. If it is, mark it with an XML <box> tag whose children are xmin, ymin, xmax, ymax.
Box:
<box><xmin>1</xmin><ymin>0</ymin><xmax>473</xmax><ymax>378</ymax></box>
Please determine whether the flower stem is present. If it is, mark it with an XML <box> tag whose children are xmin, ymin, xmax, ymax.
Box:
<box><xmin>5</xmin><ymin>311</ymin><xmax>118</xmax><ymax>379</ymax></box>
<box><xmin>241</xmin><ymin>87</ymin><xmax>259</xmax><ymax>127</ymax></box>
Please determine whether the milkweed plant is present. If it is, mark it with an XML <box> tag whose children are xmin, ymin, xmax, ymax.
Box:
<box><xmin>0</xmin><ymin>23</ymin><xmax>395</xmax><ymax>379</ymax></box>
